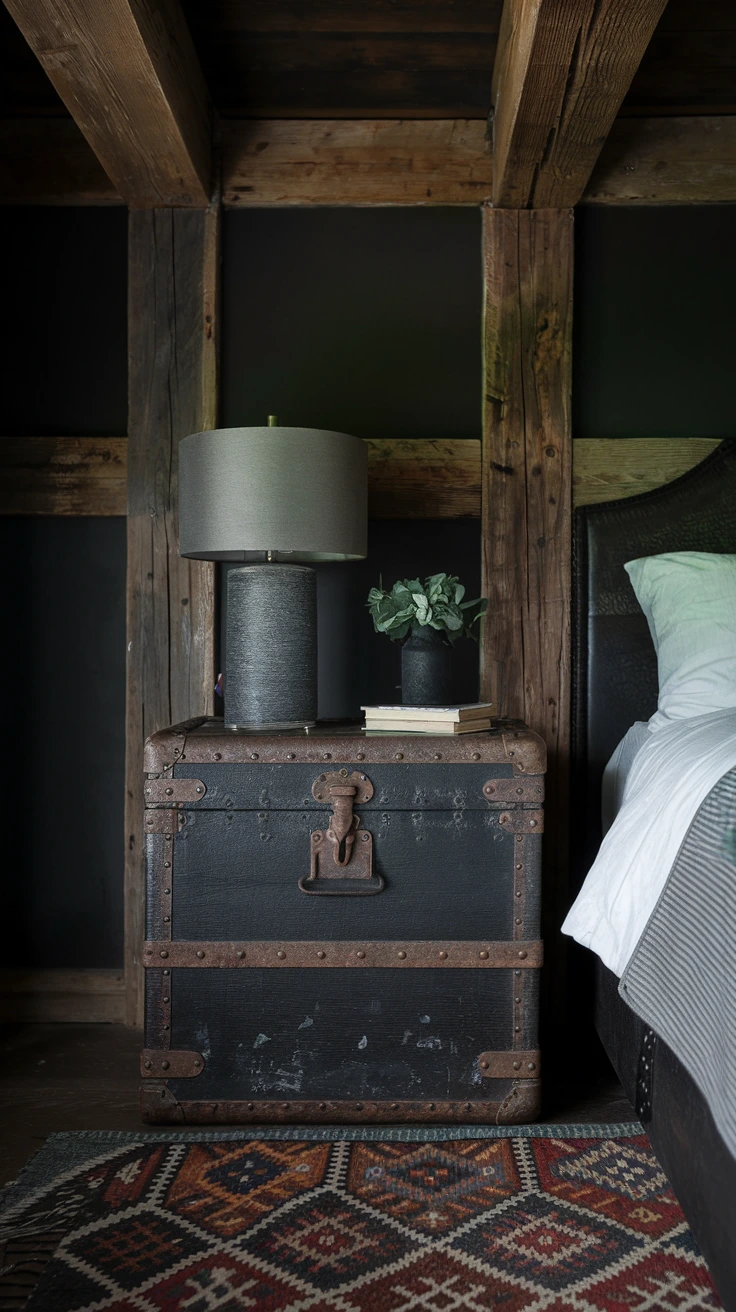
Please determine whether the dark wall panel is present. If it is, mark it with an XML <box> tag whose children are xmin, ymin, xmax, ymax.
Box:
<box><xmin>222</xmin><ymin>208</ymin><xmax>482</xmax><ymax>441</ymax></box>
<box><xmin>221</xmin><ymin>208</ymin><xmax>484</xmax><ymax>719</ymax></box>
<box><xmin>0</xmin><ymin>208</ymin><xmax>127</xmax><ymax>969</ymax></box>
<box><xmin>0</xmin><ymin>517</ymin><xmax>126</xmax><ymax>967</ymax></box>
<box><xmin>574</xmin><ymin>207</ymin><xmax>736</xmax><ymax>439</ymax></box>
<box><xmin>0</xmin><ymin>208</ymin><xmax>127</xmax><ymax>437</ymax></box>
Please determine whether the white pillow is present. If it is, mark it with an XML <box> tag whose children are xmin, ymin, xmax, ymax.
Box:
<box><xmin>624</xmin><ymin>551</ymin><xmax>736</xmax><ymax>731</ymax></box>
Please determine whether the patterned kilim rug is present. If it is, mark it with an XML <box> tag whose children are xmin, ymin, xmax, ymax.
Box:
<box><xmin>0</xmin><ymin>1124</ymin><xmax>722</xmax><ymax>1311</ymax></box>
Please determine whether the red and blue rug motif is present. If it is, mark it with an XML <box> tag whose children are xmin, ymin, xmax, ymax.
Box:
<box><xmin>0</xmin><ymin>1125</ymin><xmax>722</xmax><ymax>1310</ymax></box>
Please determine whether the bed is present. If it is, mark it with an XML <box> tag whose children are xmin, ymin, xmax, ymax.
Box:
<box><xmin>569</xmin><ymin>437</ymin><xmax>736</xmax><ymax>1309</ymax></box>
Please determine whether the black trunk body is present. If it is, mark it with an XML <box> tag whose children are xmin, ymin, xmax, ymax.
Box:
<box><xmin>142</xmin><ymin>718</ymin><xmax>545</xmax><ymax>1124</ymax></box>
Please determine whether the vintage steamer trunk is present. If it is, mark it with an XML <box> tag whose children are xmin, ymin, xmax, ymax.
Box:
<box><xmin>141</xmin><ymin>717</ymin><xmax>545</xmax><ymax>1124</ymax></box>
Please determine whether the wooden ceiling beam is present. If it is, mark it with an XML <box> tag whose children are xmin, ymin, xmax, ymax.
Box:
<box><xmin>1</xmin><ymin>0</ymin><xmax>211</xmax><ymax>206</ymax></box>
<box><xmin>4</xmin><ymin>115</ymin><xmax>736</xmax><ymax>210</ymax></box>
<box><xmin>491</xmin><ymin>0</ymin><xmax>669</xmax><ymax>208</ymax></box>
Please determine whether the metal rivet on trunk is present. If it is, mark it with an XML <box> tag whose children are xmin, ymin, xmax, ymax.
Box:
<box><xmin>213</xmin><ymin>752</ymin><xmax>221</xmax><ymax>760</ymax></box>
<box><xmin>439</xmin><ymin>951</ymin><xmax>448</xmax><ymax>960</ymax></box>
<box><xmin>247</xmin><ymin>1102</ymin><xmax>254</xmax><ymax>1110</ymax></box>
<box><xmin>530</xmin><ymin>818</ymin><xmax>537</xmax><ymax>827</ymax></box>
<box><xmin>340</xmin><ymin>768</ymin><xmax>348</xmax><ymax>777</ymax></box>
<box><xmin>163</xmin><ymin>915</ymin><xmax>170</xmax><ymax>923</ymax></box>
<box><xmin>287</xmin><ymin>753</ymin><xmax>296</xmax><ymax>760</ymax></box>
<box><xmin>161</xmin><ymin>1060</ymin><xmax>170</xmax><ymax>1070</ymax></box>
<box><xmin>282</xmin><ymin>1103</ymin><xmax>289</xmax><ymax>1109</ymax></box>
<box><xmin>237</xmin><ymin>950</ymin><xmax>245</xmax><ymax>959</ymax></box>
<box><xmin>356</xmin><ymin>1102</ymin><xmax>364</xmax><ymax>1110</ymax></box>
<box><xmin>515</xmin><ymin>917</ymin><xmax>522</xmax><ymax>925</ymax></box>
<box><xmin>528</xmin><ymin>1062</ymin><xmax>536</xmax><ymax>1071</ymax></box>
<box><xmin>316</xmin><ymin>950</ymin><xmax>326</xmax><ymax>959</ymax></box>
<box><xmin>163</xmin><ymin>995</ymin><xmax>170</xmax><ymax>1003</ymax></box>
<box><xmin>479</xmin><ymin>950</ymin><xmax>489</xmax><ymax>959</ymax></box>
<box><xmin>428</xmin><ymin>1103</ymin><xmax>436</xmax><ymax>1111</ymax></box>
<box><xmin>164</xmin><ymin>861</ymin><xmax>171</xmax><ymax>869</ymax></box>
<box><xmin>165</xmin><ymin>787</ymin><xmax>173</xmax><ymax>796</ymax></box>
<box><xmin>434</xmin><ymin>753</ymin><xmax>442</xmax><ymax>760</ymax></box>
<box><xmin>356</xmin><ymin>950</ymin><xmax>365</xmax><ymax>958</ymax></box>
<box><xmin>518</xmin><ymin>951</ymin><xmax>527</xmax><ymax>959</ymax></box>
<box><xmin>322</xmin><ymin>753</ymin><xmax>332</xmax><ymax>760</ymax></box>
<box><xmin>472</xmin><ymin>752</ymin><xmax>480</xmax><ymax>761</ymax></box>
<box><xmin>196</xmin><ymin>786</ymin><xmax>203</xmax><ymax>794</ymax></box>
<box><xmin>163</xmin><ymin>969</ymin><xmax>170</xmax><ymax>975</ymax></box>
<box><xmin>397</xmin><ymin>951</ymin><xmax>407</xmax><ymax>959</ymax></box>
<box><xmin>164</xmin><ymin>888</ymin><xmax>171</xmax><ymax>895</ymax></box>
<box><xmin>394</xmin><ymin>752</ymin><xmax>403</xmax><ymax>760</ymax></box>
<box><xmin>160</xmin><ymin>951</ymin><xmax>168</xmax><ymax>958</ymax></box>
<box><xmin>356</xmin><ymin>753</ymin><xmax>365</xmax><ymax>761</ymax></box>
<box><xmin>513</xmin><ymin>1061</ymin><xmax>521</xmax><ymax>1070</ymax></box>
<box><xmin>319</xmin><ymin>1102</ymin><xmax>326</xmax><ymax>1110</ymax></box>
<box><xmin>391</xmin><ymin>1103</ymin><xmax>399</xmax><ymax>1111</ymax></box>
<box><xmin>515</xmin><ymin>1025</ymin><xmax>520</xmax><ymax>1032</ymax></box>
<box><xmin>362</xmin><ymin>833</ymin><xmax>369</xmax><ymax>841</ymax></box>
<box><xmin>144</xmin><ymin>1060</ymin><xmax>152</xmax><ymax>1070</ymax></box>
<box><xmin>196</xmin><ymin>950</ymin><xmax>205</xmax><ymax>959</ymax></box>
<box><xmin>514</xmin><ymin>996</ymin><xmax>520</xmax><ymax>1004</ymax></box>
<box><xmin>480</xmin><ymin>1060</ymin><xmax>489</xmax><ymax>1069</ymax></box>
<box><xmin>277</xmin><ymin>950</ymin><xmax>286</xmax><ymax>959</ymax></box>
<box><xmin>250</xmin><ymin>752</ymin><xmax>259</xmax><ymax>760</ymax></box>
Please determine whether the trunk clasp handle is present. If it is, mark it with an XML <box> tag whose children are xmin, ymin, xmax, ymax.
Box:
<box><xmin>300</xmin><ymin>770</ymin><xmax>383</xmax><ymax>895</ymax></box>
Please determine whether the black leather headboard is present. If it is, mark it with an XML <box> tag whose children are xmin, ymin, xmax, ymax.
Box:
<box><xmin>571</xmin><ymin>438</ymin><xmax>736</xmax><ymax>885</ymax></box>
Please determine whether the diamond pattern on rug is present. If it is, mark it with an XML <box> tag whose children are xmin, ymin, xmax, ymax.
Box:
<box><xmin>346</xmin><ymin>1140</ymin><xmax>519</xmax><ymax>1234</ymax></box>
<box><xmin>1</xmin><ymin>1133</ymin><xmax>722</xmax><ymax>1312</ymax></box>
<box><xmin>241</xmin><ymin>1191</ymin><xmax>414</xmax><ymax>1291</ymax></box>
<box><xmin>60</xmin><ymin>1207</ymin><xmax>214</xmax><ymax>1293</ymax></box>
<box><xmin>450</xmin><ymin>1192</ymin><xmax>640</xmax><ymax>1291</ymax></box>
<box><xmin>534</xmin><ymin>1135</ymin><xmax>684</xmax><ymax>1234</ymax></box>
<box><xmin>580</xmin><ymin>1250</ymin><xmax>722</xmax><ymax>1310</ymax></box>
<box><xmin>164</xmin><ymin>1141</ymin><xmax>330</xmax><ymax>1237</ymax></box>
<box><xmin>343</xmin><ymin>1248</ymin><xmax>530</xmax><ymax>1311</ymax></box>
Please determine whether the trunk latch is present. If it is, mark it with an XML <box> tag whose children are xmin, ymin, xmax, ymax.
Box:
<box><xmin>300</xmin><ymin>770</ymin><xmax>383</xmax><ymax>895</ymax></box>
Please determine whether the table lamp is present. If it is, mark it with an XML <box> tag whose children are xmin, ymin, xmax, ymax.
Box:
<box><xmin>178</xmin><ymin>420</ymin><xmax>367</xmax><ymax>729</ymax></box>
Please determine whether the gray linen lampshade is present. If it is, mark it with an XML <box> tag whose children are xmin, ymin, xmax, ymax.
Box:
<box><xmin>179</xmin><ymin>427</ymin><xmax>367</xmax><ymax>561</ymax></box>
<box><xmin>178</xmin><ymin>426</ymin><xmax>368</xmax><ymax>729</ymax></box>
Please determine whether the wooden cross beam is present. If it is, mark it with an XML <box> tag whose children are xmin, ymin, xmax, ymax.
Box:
<box><xmin>2</xmin><ymin>0</ymin><xmax>211</xmax><ymax>206</ymax></box>
<box><xmin>491</xmin><ymin>0</ymin><xmax>670</xmax><ymax>208</ymax></box>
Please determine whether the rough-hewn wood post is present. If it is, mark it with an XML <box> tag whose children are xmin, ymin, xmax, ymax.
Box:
<box><xmin>481</xmin><ymin>205</ymin><xmax>573</xmax><ymax>1027</ymax></box>
<box><xmin>125</xmin><ymin>204</ymin><xmax>219</xmax><ymax>1026</ymax></box>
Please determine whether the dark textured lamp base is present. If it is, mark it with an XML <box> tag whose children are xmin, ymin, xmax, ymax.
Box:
<box><xmin>224</xmin><ymin>564</ymin><xmax>318</xmax><ymax>729</ymax></box>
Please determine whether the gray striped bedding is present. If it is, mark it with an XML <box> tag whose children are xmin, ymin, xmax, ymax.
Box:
<box><xmin>619</xmin><ymin>767</ymin><xmax>736</xmax><ymax>1156</ymax></box>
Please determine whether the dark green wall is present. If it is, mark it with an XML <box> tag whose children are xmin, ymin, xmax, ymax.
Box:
<box><xmin>574</xmin><ymin>207</ymin><xmax>736</xmax><ymax>439</ymax></box>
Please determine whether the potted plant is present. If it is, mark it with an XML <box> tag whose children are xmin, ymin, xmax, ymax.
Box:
<box><xmin>367</xmin><ymin>573</ymin><xmax>487</xmax><ymax>706</ymax></box>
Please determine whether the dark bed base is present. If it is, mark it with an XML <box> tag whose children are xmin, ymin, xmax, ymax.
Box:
<box><xmin>572</xmin><ymin>440</ymin><xmax>736</xmax><ymax>1311</ymax></box>
<box><xmin>596</xmin><ymin>961</ymin><xmax>736</xmax><ymax>1310</ymax></box>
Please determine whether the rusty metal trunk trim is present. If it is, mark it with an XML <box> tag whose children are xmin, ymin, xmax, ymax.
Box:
<box><xmin>477</xmin><ymin>1050</ymin><xmax>541</xmax><ymax>1078</ymax></box>
<box><xmin>144</xmin><ymin>810</ymin><xmax>186</xmax><ymax>835</ymax></box>
<box><xmin>143</xmin><ymin>939</ymin><xmax>543</xmax><ymax>968</ymax></box>
<box><xmin>139</xmin><ymin>1089</ymin><xmax>540</xmax><ymax>1125</ymax></box>
<box><xmin>144</xmin><ymin>717</ymin><xmax>546</xmax><ymax>775</ymax></box>
<box><xmin>140</xmin><ymin>1049</ymin><xmax>205</xmax><ymax>1078</ymax></box>
<box><xmin>499</xmin><ymin>810</ymin><xmax>544</xmax><ymax>834</ymax></box>
<box><xmin>145</xmin><ymin>778</ymin><xmax>207</xmax><ymax>804</ymax></box>
<box><xmin>482</xmin><ymin>778</ymin><xmax>545</xmax><ymax>803</ymax></box>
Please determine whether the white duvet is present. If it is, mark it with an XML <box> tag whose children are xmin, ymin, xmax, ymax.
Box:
<box><xmin>562</xmin><ymin>708</ymin><xmax>736</xmax><ymax>977</ymax></box>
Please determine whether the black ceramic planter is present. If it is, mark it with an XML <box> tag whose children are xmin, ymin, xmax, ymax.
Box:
<box><xmin>401</xmin><ymin>625</ymin><xmax>452</xmax><ymax>706</ymax></box>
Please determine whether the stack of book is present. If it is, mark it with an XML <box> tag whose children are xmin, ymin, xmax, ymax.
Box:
<box><xmin>362</xmin><ymin>702</ymin><xmax>496</xmax><ymax>734</ymax></box>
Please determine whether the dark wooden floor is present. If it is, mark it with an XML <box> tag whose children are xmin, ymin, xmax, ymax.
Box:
<box><xmin>0</xmin><ymin>1023</ymin><xmax>635</xmax><ymax>1187</ymax></box>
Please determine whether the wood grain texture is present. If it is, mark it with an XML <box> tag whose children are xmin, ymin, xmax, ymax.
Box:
<box><xmin>481</xmin><ymin>207</ymin><xmax>573</xmax><ymax>1024</ymax></box>
<box><xmin>0</xmin><ymin>438</ymin><xmax>127</xmax><ymax>513</ymax></box>
<box><xmin>367</xmin><ymin>439</ymin><xmax>481</xmax><ymax>517</ymax></box>
<box><xmin>491</xmin><ymin>0</ymin><xmax>669</xmax><ymax>207</ymax></box>
<box><xmin>0</xmin><ymin>970</ymin><xmax>125</xmax><ymax>1023</ymax></box>
<box><xmin>222</xmin><ymin>119</ymin><xmax>492</xmax><ymax>206</ymax></box>
<box><xmin>573</xmin><ymin>439</ymin><xmax>723</xmax><ymax>505</ymax></box>
<box><xmin>126</xmin><ymin>205</ymin><xmax>219</xmax><ymax>1027</ymax></box>
<box><xmin>1</xmin><ymin>436</ymin><xmax>723</xmax><ymax>518</ymax></box>
<box><xmin>584</xmin><ymin>116</ymin><xmax>736</xmax><ymax>205</ymax></box>
<box><xmin>2</xmin><ymin>0</ymin><xmax>211</xmax><ymax>206</ymax></box>
<box><xmin>4</xmin><ymin>114</ymin><xmax>736</xmax><ymax>208</ymax></box>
